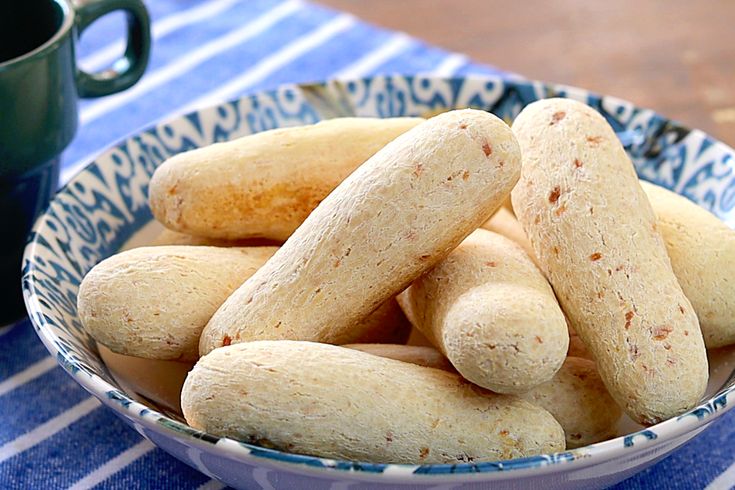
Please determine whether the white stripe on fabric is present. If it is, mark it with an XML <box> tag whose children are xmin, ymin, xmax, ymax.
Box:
<box><xmin>333</xmin><ymin>33</ymin><xmax>412</xmax><ymax>80</ymax></box>
<box><xmin>79</xmin><ymin>0</ymin><xmax>304</xmax><ymax>126</ymax></box>
<box><xmin>79</xmin><ymin>0</ymin><xmax>241</xmax><ymax>72</ymax></box>
<box><xmin>252</xmin><ymin>468</ymin><xmax>277</xmax><ymax>490</ymax></box>
<box><xmin>0</xmin><ymin>357</ymin><xmax>57</xmax><ymax>397</ymax></box>
<box><xmin>176</xmin><ymin>13</ymin><xmax>356</xmax><ymax>115</ymax></box>
<box><xmin>0</xmin><ymin>397</ymin><xmax>100</xmax><ymax>464</ymax></box>
<box><xmin>430</xmin><ymin>53</ymin><xmax>468</xmax><ymax>77</ymax></box>
<box><xmin>705</xmin><ymin>462</ymin><xmax>735</xmax><ymax>490</ymax></box>
<box><xmin>67</xmin><ymin>440</ymin><xmax>156</xmax><ymax>490</ymax></box>
<box><xmin>197</xmin><ymin>480</ymin><xmax>227</xmax><ymax>490</ymax></box>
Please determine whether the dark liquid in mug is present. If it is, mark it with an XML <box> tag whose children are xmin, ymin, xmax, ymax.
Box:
<box><xmin>0</xmin><ymin>2</ymin><xmax>64</xmax><ymax>63</ymax></box>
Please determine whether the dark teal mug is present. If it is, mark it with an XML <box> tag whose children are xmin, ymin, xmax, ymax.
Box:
<box><xmin>0</xmin><ymin>0</ymin><xmax>151</xmax><ymax>325</ymax></box>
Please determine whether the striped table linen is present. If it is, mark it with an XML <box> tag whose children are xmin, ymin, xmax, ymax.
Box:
<box><xmin>2</xmin><ymin>0</ymin><xmax>734</xmax><ymax>488</ymax></box>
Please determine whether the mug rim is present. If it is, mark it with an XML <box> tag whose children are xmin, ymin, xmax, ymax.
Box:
<box><xmin>0</xmin><ymin>0</ymin><xmax>74</xmax><ymax>71</ymax></box>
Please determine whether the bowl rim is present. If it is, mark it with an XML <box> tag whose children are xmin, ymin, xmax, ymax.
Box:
<box><xmin>23</xmin><ymin>74</ymin><xmax>735</xmax><ymax>480</ymax></box>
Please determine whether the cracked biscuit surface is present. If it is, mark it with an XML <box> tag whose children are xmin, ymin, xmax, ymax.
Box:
<box><xmin>200</xmin><ymin>109</ymin><xmax>521</xmax><ymax>354</ymax></box>
<box><xmin>398</xmin><ymin>229</ymin><xmax>568</xmax><ymax>394</ymax></box>
<box><xmin>182</xmin><ymin>341</ymin><xmax>565</xmax><ymax>464</ymax></box>
<box><xmin>511</xmin><ymin>98</ymin><xmax>708</xmax><ymax>425</ymax></box>
<box><xmin>149</xmin><ymin>117</ymin><xmax>423</xmax><ymax>241</ymax></box>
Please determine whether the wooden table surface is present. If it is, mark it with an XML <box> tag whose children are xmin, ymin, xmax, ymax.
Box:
<box><xmin>319</xmin><ymin>0</ymin><xmax>735</xmax><ymax>146</ymax></box>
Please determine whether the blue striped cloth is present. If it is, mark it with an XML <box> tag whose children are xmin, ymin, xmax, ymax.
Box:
<box><xmin>2</xmin><ymin>1</ymin><xmax>733</xmax><ymax>488</ymax></box>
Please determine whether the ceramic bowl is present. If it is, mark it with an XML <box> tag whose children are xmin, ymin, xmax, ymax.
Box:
<box><xmin>23</xmin><ymin>75</ymin><xmax>735</xmax><ymax>489</ymax></box>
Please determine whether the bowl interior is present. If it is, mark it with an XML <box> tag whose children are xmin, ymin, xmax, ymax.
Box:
<box><xmin>22</xmin><ymin>75</ymin><xmax>735</xmax><ymax>476</ymax></box>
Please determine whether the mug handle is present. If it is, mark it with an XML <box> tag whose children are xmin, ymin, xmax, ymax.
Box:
<box><xmin>74</xmin><ymin>0</ymin><xmax>151</xmax><ymax>98</ymax></box>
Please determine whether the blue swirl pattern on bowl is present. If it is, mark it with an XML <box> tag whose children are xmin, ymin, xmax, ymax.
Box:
<box><xmin>22</xmin><ymin>75</ymin><xmax>735</xmax><ymax>484</ymax></box>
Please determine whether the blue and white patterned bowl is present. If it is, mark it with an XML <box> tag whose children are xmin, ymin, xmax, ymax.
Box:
<box><xmin>22</xmin><ymin>75</ymin><xmax>735</xmax><ymax>489</ymax></box>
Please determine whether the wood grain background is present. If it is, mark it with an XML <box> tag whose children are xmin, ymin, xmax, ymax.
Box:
<box><xmin>319</xmin><ymin>0</ymin><xmax>734</xmax><ymax>145</ymax></box>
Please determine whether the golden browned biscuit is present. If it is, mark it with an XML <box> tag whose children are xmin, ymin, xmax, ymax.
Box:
<box><xmin>200</xmin><ymin>109</ymin><xmax>521</xmax><ymax>354</ymax></box>
<box><xmin>642</xmin><ymin>181</ymin><xmax>735</xmax><ymax>348</ymax></box>
<box><xmin>519</xmin><ymin>357</ymin><xmax>622</xmax><ymax>448</ymax></box>
<box><xmin>79</xmin><ymin>245</ymin><xmax>409</xmax><ymax>360</ymax></box>
<box><xmin>149</xmin><ymin>117</ymin><xmax>423</xmax><ymax>241</ymax></box>
<box><xmin>398</xmin><ymin>229</ymin><xmax>568</xmax><ymax>394</ymax></box>
<box><xmin>182</xmin><ymin>341</ymin><xmax>565</xmax><ymax>464</ymax></box>
<box><xmin>511</xmin><ymin>98</ymin><xmax>708</xmax><ymax>425</ymax></box>
<box><xmin>78</xmin><ymin>246</ymin><xmax>277</xmax><ymax>361</ymax></box>
<box><xmin>345</xmin><ymin>344</ymin><xmax>621</xmax><ymax>449</ymax></box>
